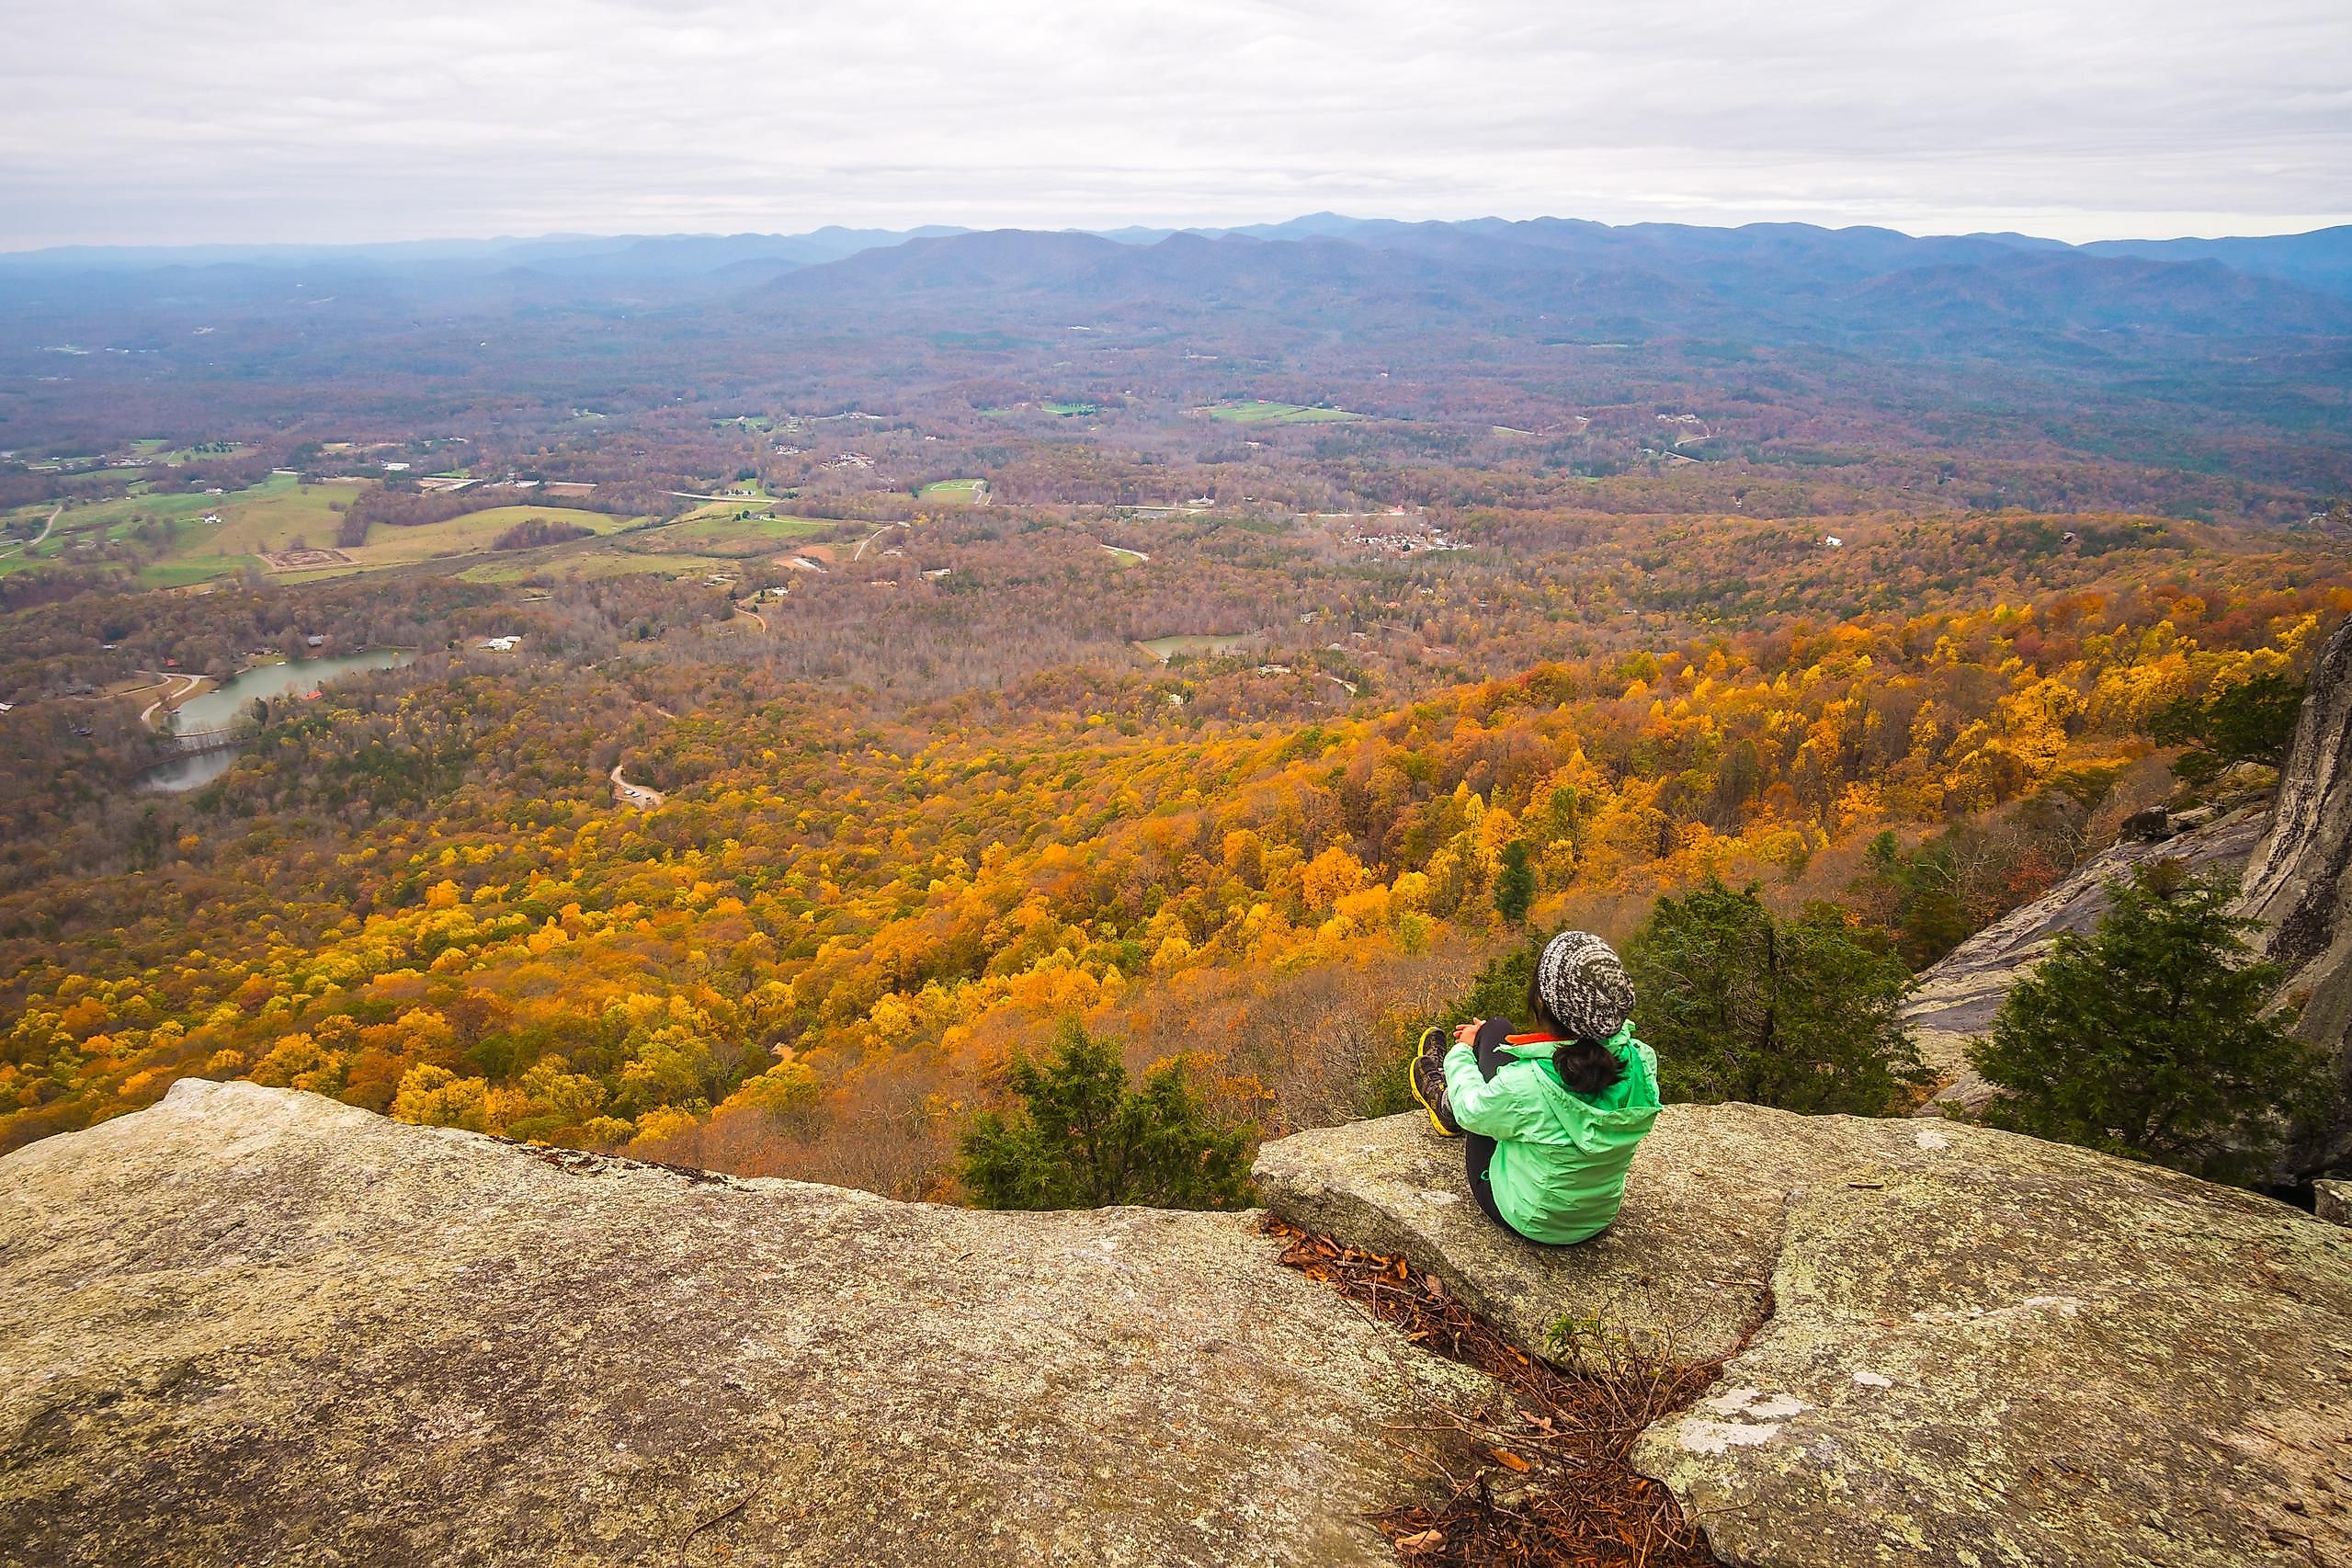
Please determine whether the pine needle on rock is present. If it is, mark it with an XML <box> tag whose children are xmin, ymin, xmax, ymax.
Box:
<box><xmin>1267</xmin><ymin>1217</ymin><xmax>1720</xmax><ymax>1567</ymax></box>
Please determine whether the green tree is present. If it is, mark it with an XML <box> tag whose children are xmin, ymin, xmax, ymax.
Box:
<box><xmin>1626</xmin><ymin>878</ymin><xmax>1926</xmax><ymax>1114</ymax></box>
<box><xmin>1967</xmin><ymin>863</ymin><xmax>2333</xmax><ymax>1184</ymax></box>
<box><xmin>1860</xmin><ymin>829</ymin><xmax>1978</xmax><ymax>969</ymax></box>
<box><xmin>2148</xmin><ymin>673</ymin><xmax>2305</xmax><ymax>786</ymax></box>
<box><xmin>1494</xmin><ymin>839</ymin><xmax>1536</xmax><ymax>925</ymax></box>
<box><xmin>960</xmin><ymin>1021</ymin><xmax>1255</xmax><ymax>1210</ymax></box>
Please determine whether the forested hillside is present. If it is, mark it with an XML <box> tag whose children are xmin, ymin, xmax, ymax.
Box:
<box><xmin>3</xmin><ymin>218</ymin><xmax>2348</xmax><ymax>1199</ymax></box>
<box><xmin>4</xmin><ymin>501</ymin><xmax>2341</xmax><ymax>1193</ymax></box>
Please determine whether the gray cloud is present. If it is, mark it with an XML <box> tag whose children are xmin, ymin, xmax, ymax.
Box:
<box><xmin>2</xmin><ymin>0</ymin><xmax>2346</xmax><ymax>247</ymax></box>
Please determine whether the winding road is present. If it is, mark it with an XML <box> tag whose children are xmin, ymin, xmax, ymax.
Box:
<box><xmin>853</xmin><ymin>522</ymin><xmax>907</xmax><ymax>562</ymax></box>
<box><xmin>0</xmin><ymin>505</ymin><xmax>62</xmax><ymax>559</ymax></box>
<box><xmin>139</xmin><ymin>673</ymin><xmax>205</xmax><ymax>729</ymax></box>
<box><xmin>609</xmin><ymin>761</ymin><xmax>665</xmax><ymax>810</ymax></box>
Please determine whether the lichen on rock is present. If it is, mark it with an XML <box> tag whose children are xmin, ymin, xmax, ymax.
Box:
<box><xmin>2237</xmin><ymin>609</ymin><xmax>2352</xmax><ymax>1171</ymax></box>
<box><xmin>0</xmin><ymin>1079</ymin><xmax>1484</xmax><ymax>1567</ymax></box>
<box><xmin>1256</xmin><ymin>1106</ymin><xmax>2352</xmax><ymax>1567</ymax></box>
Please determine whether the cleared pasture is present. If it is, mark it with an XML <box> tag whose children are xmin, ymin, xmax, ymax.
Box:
<box><xmin>642</xmin><ymin>514</ymin><xmax>835</xmax><ymax>551</ymax></box>
<box><xmin>460</xmin><ymin>548</ymin><xmax>741</xmax><ymax>584</ymax></box>
<box><xmin>131</xmin><ymin>439</ymin><xmax>255</xmax><ymax>464</ymax></box>
<box><xmin>204</xmin><ymin>476</ymin><xmax>364</xmax><ymax>558</ymax></box>
<box><xmin>675</xmin><ymin>498</ymin><xmax>779</xmax><ymax>526</ymax></box>
<box><xmin>275</xmin><ymin>506</ymin><xmax>637</xmax><ymax>578</ymax></box>
<box><xmin>1204</xmin><ymin>401</ymin><xmax>1364</xmax><ymax>425</ymax></box>
<box><xmin>980</xmin><ymin>402</ymin><xmax>1096</xmax><ymax>418</ymax></box>
<box><xmin>139</xmin><ymin>555</ymin><xmax>256</xmax><ymax>588</ymax></box>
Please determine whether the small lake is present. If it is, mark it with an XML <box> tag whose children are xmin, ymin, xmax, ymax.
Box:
<box><xmin>1136</xmin><ymin>633</ymin><xmax>1253</xmax><ymax>664</ymax></box>
<box><xmin>142</xmin><ymin>649</ymin><xmax>414</xmax><ymax>792</ymax></box>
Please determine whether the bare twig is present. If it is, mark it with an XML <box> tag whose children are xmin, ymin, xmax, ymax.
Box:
<box><xmin>676</xmin><ymin>1486</ymin><xmax>758</xmax><ymax>1562</ymax></box>
<box><xmin>1267</xmin><ymin>1217</ymin><xmax>1720</xmax><ymax>1567</ymax></box>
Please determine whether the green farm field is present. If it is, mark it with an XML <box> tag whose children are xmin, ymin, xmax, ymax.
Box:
<box><xmin>61</xmin><ymin>477</ymin><xmax>639</xmax><ymax>585</ymax></box>
<box><xmin>18</xmin><ymin>472</ymin><xmax>359</xmax><ymax>584</ymax></box>
<box><xmin>980</xmin><ymin>402</ymin><xmax>1096</xmax><ymax>418</ymax></box>
<box><xmin>1203</xmin><ymin>401</ymin><xmax>1363</xmax><ymax>425</ymax></box>
<box><xmin>275</xmin><ymin>506</ymin><xmax>642</xmax><ymax>579</ymax></box>
<box><xmin>2</xmin><ymin>484</ymin><xmax>247</xmax><ymax>579</ymax></box>
<box><xmin>207</xmin><ymin>476</ymin><xmax>367</xmax><ymax>557</ymax></box>
<box><xmin>635</xmin><ymin>514</ymin><xmax>835</xmax><ymax>553</ymax></box>
<box><xmin>459</xmin><ymin>548</ymin><xmax>742</xmax><ymax>585</ymax></box>
<box><xmin>673</xmin><ymin>498</ymin><xmax>779</xmax><ymax>526</ymax></box>
<box><xmin>130</xmin><ymin>439</ymin><xmax>255</xmax><ymax>464</ymax></box>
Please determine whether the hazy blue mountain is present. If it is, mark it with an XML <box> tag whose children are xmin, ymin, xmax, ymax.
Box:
<box><xmin>756</xmin><ymin>218</ymin><xmax>2352</xmax><ymax>349</ymax></box>
<box><xmin>0</xmin><ymin>226</ymin><xmax>968</xmax><ymax>278</ymax></box>
<box><xmin>14</xmin><ymin>217</ymin><xmax>2346</xmax><ymax>305</ymax></box>
<box><xmin>6</xmin><ymin>215</ymin><xmax>2346</xmax><ymax>466</ymax></box>
<box><xmin>2075</xmin><ymin>226</ymin><xmax>2352</xmax><ymax>298</ymax></box>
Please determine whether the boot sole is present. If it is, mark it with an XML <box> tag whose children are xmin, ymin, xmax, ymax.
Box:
<box><xmin>1409</xmin><ymin>1025</ymin><xmax>1458</xmax><ymax>1137</ymax></box>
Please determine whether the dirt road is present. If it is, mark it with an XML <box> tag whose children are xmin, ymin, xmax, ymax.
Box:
<box><xmin>853</xmin><ymin>522</ymin><xmax>906</xmax><ymax>562</ymax></box>
<box><xmin>609</xmin><ymin>761</ymin><xmax>665</xmax><ymax>810</ymax></box>
<box><xmin>140</xmin><ymin>673</ymin><xmax>205</xmax><ymax>729</ymax></box>
<box><xmin>0</xmin><ymin>505</ymin><xmax>62</xmax><ymax>559</ymax></box>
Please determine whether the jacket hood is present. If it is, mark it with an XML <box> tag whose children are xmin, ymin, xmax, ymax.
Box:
<box><xmin>1499</xmin><ymin>1022</ymin><xmax>1662</xmax><ymax>1144</ymax></box>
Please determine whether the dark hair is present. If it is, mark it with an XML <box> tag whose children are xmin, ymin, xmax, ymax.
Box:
<box><xmin>1527</xmin><ymin>966</ymin><xmax>1628</xmax><ymax>1098</ymax></box>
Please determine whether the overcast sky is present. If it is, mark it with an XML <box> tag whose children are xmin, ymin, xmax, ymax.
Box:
<box><xmin>3</xmin><ymin>0</ymin><xmax>2346</xmax><ymax>250</ymax></box>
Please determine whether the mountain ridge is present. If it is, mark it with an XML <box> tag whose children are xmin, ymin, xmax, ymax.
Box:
<box><xmin>7</xmin><ymin>216</ymin><xmax>2347</xmax><ymax>301</ymax></box>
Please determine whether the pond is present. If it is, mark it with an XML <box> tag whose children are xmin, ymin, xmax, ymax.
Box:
<box><xmin>141</xmin><ymin>649</ymin><xmax>415</xmax><ymax>792</ymax></box>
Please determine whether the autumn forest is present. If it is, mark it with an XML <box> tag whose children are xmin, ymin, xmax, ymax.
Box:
<box><xmin>3</xmin><ymin>219</ymin><xmax>2348</xmax><ymax>1197</ymax></box>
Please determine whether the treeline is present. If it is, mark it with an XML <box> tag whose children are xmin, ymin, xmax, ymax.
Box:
<box><xmin>492</xmin><ymin>517</ymin><xmax>595</xmax><ymax>551</ymax></box>
<box><xmin>0</xmin><ymin>527</ymin><xmax>2339</xmax><ymax>1187</ymax></box>
<box><xmin>335</xmin><ymin>481</ymin><xmax>653</xmax><ymax>548</ymax></box>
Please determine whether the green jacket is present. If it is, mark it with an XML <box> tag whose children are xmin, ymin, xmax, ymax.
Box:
<box><xmin>1443</xmin><ymin>1023</ymin><xmax>1661</xmax><ymax>1244</ymax></box>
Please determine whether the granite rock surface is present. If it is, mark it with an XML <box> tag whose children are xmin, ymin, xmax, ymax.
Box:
<box><xmin>0</xmin><ymin>1080</ymin><xmax>1483</xmax><ymax>1568</ymax></box>
<box><xmin>1257</xmin><ymin>1107</ymin><xmax>2352</xmax><ymax>1567</ymax></box>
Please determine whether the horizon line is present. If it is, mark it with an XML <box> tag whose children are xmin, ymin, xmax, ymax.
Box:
<box><xmin>5</xmin><ymin>211</ymin><xmax>2349</xmax><ymax>262</ymax></box>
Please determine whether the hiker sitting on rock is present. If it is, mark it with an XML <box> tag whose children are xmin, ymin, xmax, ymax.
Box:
<box><xmin>1409</xmin><ymin>931</ymin><xmax>1662</xmax><ymax>1245</ymax></box>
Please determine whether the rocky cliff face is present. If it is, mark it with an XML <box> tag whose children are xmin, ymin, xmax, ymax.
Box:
<box><xmin>2239</xmin><ymin>613</ymin><xmax>2352</xmax><ymax>1166</ymax></box>
<box><xmin>1904</xmin><ymin>802</ymin><xmax>2271</xmax><ymax>1111</ymax></box>
<box><xmin>0</xmin><ymin>1080</ymin><xmax>1482</xmax><ymax>1568</ymax></box>
<box><xmin>1907</xmin><ymin>612</ymin><xmax>2352</xmax><ymax>1165</ymax></box>
<box><xmin>7</xmin><ymin>1082</ymin><xmax>2348</xmax><ymax>1568</ymax></box>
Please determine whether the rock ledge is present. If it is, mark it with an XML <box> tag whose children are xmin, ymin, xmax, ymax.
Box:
<box><xmin>1256</xmin><ymin>1107</ymin><xmax>2352</xmax><ymax>1567</ymax></box>
<box><xmin>0</xmin><ymin>1080</ymin><xmax>1483</xmax><ymax>1568</ymax></box>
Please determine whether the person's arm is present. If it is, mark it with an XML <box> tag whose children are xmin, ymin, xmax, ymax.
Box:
<box><xmin>1442</xmin><ymin>1023</ymin><xmax>1549</xmax><ymax>1140</ymax></box>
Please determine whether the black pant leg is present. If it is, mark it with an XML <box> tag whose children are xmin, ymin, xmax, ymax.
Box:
<box><xmin>1471</xmin><ymin>1017</ymin><xmax>1516</xmax><ymax>1080</ymax></box>
<box><xmin>1464</xmin><ymin>1019</ymin><xmax>1513</xmax><ymax>1221</ymax></box>
<box><xmin>1463</xmin><ymin>1134</ymin><xmax>1508</xmax><ymax>1227</ymax></box>
<box><xmin>1463</xmin><ymin>1018</ymin><xmax>1549</xmax><ymax>1243</ymax></box>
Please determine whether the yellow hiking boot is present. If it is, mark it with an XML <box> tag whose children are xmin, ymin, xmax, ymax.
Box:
<box><xmin>1409</xmin><ymin>1026</ymin><xmax>1460</xmax><ymax>1136</ymax></box>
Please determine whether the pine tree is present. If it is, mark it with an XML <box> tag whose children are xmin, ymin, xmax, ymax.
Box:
<box><xmin>1626</xmin><ymin>878</ymin><xmax>1926</xmax><ymax>1115</ymax></box>
<box><xmin>1494</xmin><ymin>839</ymin><xmax>1536</xmax><ymax>925</ymax></box>
<box><xmin>1968</xmin><ymin>862</ymin><xmax>2333</xmax><ymax>1184</ymax></box>
<box><xmin>960</xmin><ymin>1021</ymin><xmax>1255</xmax><ymax>1210</ymax></box>
<box><xmin>2148</xmin><ymin>674</ymin><xmax>2306</xmax><ymax>786</ymax></box>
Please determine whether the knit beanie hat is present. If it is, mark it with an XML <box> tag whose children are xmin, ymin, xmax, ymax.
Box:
<box><xmin>1534</xmin><ymin>931</ymin><xmax>1635</xmax><ymax>1042</ymax></box>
